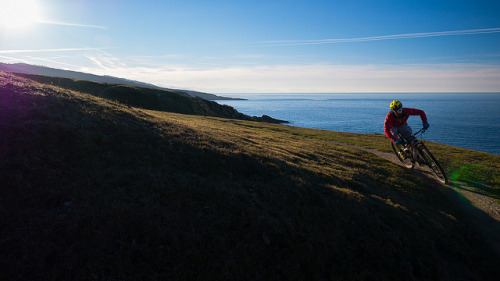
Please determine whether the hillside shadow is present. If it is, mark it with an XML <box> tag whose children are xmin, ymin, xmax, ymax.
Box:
<box><xmin>440</xmin><ymin>181</ymin><xmax>500</xmax><ymax>254</ymax></box>
<box><xmin>1</xmin><ymin>81</ymin><xmax>499</xmax><ymax>281</ymax></box>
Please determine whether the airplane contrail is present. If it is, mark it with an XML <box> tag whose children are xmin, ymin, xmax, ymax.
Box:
<box><xmin>260</xmin><ymin>28</ymin><xmax>500</xmax><ymax>46</ymax></box>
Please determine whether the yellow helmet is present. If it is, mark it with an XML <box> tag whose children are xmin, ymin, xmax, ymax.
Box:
<box><xmin>390</xmin><ymin>100</ymin><xmax>403</xmax><ymax>111</ymax></box>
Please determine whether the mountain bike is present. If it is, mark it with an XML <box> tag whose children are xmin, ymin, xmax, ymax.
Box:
<box><xmin>391</xmin><ymin>128</ymin><xmax>447</xmax><ymax>184</ymax></box>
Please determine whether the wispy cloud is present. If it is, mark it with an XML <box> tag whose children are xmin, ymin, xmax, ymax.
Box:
<box><xmin>261</xmin><ymin>28</ymin><xmax>500</xmax><ymax>46</ymax></box>
<box><xmin>78</xmin><ymin>54</ymin><xmax>500</xmax><ymax>93</ymax></box>
<box><xmin>7</xmin><ymin>48</ymin><xmax>499</xmax><ymax>93</ymax></box>
<box><xmin>0</xmin><ymin>48</ymin><xmax>109</xmax><ymax>70</ymax></box>
<box><xmin>37</xmin><ymin>19</ymin><xmax>106</xmax><ymax>30</ymax></box>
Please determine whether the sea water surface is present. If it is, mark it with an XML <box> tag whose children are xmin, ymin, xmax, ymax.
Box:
<box><xmin>216</xmin><ymin>93</ymin><xmax>500</xmax><ymax>155</ymax></box>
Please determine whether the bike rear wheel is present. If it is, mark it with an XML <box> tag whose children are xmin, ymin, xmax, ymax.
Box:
<box><xmin>417</xmin><ymin>144</ymin><xmax>447</xmax><ymax>183</ymax></box>
<box><xmin>391</xmin><ymin>142</ymin><xmax>414</xmax><ymax>168</ymax></box>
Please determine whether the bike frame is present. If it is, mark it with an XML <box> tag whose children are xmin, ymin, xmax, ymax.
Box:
<box><xmin>397</xmin><ymin>128</ymin><xmax>427</xmax><ymax>155</ymax></box>
<box><xmin>393</xmin><ymin>127</ymin><xmax>447</xmax><ymax>183</ymax></box>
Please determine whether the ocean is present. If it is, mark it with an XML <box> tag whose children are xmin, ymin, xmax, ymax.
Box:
<box><xmin>216</xmin><ymin>93</ymin><xmax>500</xmax><ymax>155</ymax></box>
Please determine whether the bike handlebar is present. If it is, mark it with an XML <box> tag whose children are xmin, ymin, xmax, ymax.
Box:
<box><xmin>413</xmin><ymin>127</ymin><xmax>427</xmax><ymax>136</ymax></box>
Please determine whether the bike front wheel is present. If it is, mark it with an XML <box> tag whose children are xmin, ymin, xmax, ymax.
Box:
<box><xmin>417</xmin><ymin>144</ymin><xmax>447</xmax><ymax>183</ymax></box>
<box><xmin>391</xmin><ymin>142</ymin><xmax>414</xmax><ymax>168</ymax></box>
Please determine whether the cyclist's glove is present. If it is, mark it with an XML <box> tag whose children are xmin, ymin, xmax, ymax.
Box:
<box><xmin>423</xmin><ymin>122</ymin><xmax>430</xmax><ymax>129</ymax></box>
<box><xmin>394</xmin><ymin>139</ymin><xmax>403</xmax><ymax>145</ymax></box>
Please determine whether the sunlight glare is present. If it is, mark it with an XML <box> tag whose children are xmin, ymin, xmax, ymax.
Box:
<box><xmin>0</xmin><ymin>0</ymin><xmax>43</xmax><ymax>30</ymax></box>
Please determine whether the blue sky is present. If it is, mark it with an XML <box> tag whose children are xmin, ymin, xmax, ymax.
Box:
<box><xmin>1</xmin><ymin>0</ymin><xmax>500</xmax><ymax>93</ymax></box>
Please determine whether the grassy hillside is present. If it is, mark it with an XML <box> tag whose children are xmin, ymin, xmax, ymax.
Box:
<box><xmin>272</xmin><ymin>126</ymin><xmax>500</xmax><ymax>201</ymax></box>
<box><xmin>1</xmin><ymin>72</ymin><xmax>499</xmax><ymax>280</ymax></box>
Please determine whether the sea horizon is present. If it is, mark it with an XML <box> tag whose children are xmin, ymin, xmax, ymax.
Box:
<box><xmin>216</xmin><ymin>92</ymin><xmax>500</xmax><ymax>155</ymax></box>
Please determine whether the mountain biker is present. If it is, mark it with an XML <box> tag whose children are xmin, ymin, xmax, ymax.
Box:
<box><xmin>384</xmin><ymin>100</ymin><xmax>430</xmax><ymax>158</ymax></box>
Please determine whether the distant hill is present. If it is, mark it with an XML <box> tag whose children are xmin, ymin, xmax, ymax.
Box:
<box><xmin>6</xmin><ymin>72</ymin><xmax>286</xmax><ymax>123</ymax></box>
<box><xmin>0</xmin><ymin>62</ymin><xmax>242</xmax><ymax>100</ymax></box>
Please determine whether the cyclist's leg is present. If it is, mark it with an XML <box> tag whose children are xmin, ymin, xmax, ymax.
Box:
<box><xmin>395</xmin><ymin>125</ymin><xmax>419</xmax><ymax>159</ymax></box>
<box><xmin>392</xmin><ymin>124</ymin><xmax>412</xmax><ymax>144</ymax></box>
<box><xmin>398</xmin><ymin>124</ymin><xmax>413</xmax><ymax>140</ymax></box>
<box><xmin>399</xmin><ymin>125</ymin><xmax>420</xmax><ymax>159</ymax></box>
<box><xmin>391</xmin><ymin>126</ymin><xmax>403</xmax><ymax>141</ymax></box>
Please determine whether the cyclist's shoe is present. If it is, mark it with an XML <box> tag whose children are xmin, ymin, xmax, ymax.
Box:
<box><xmin>398</xmin><ymin>151</ymin><xmax>405</xmax><ymax>159</ymax></box>
<box><xmin>402</xmin><ymin>148</ymin><xmax>412</xmax><ymax>160</ymax></box>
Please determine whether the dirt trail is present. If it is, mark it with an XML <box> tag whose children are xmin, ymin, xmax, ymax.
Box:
<box><xmin>327</xmin><ymin>139</ymin><xmax>500</xmax><ymax>222</ymax></box>
<box><xmin>326</xmin><ymin>139</ymin><xmax>500</xmax><ymax>255</ymax></box>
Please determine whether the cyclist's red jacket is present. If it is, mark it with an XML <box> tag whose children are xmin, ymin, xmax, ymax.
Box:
<box><xmin>384</xmin><ymin>108</ymin><xmax>427</xmax><ymax>141</ymax></box>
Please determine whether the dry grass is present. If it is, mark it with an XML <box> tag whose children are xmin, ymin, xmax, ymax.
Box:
<box><xmin>264</xmin><ymin>121</ymin><xmax>500</xmax><ymax>200</ymax></box>
<box><xmin>1</xmin><ymin>72</ymin><xmax>499</xmax><ymax>280</ymax></box>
